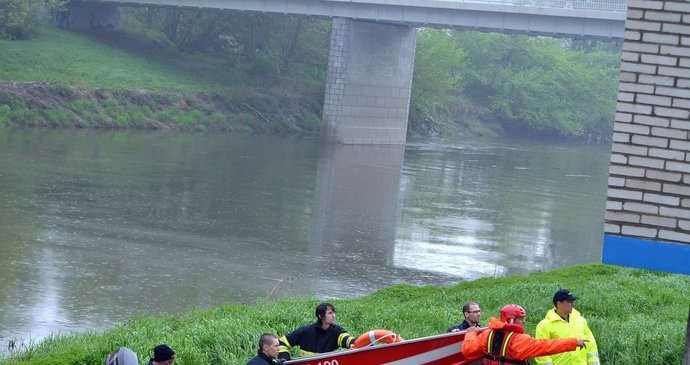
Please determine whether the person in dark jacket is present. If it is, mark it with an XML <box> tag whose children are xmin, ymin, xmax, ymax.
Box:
<box><xmin>247</xmin><ymin>333</ymin><xmax>282</xmax><ymax>365</ymax></box>
<box><xmin>278</xmin><ymin>302</ymin><xmax>355</xmax><ymax>361</ymax></box>
<box><xmin>448</xmin><ymin>301</ymin><xmax>482</xmax><ymax>332</ymax></box>
<box><xmin>145</xmin><ymin>344</ymin><xmax>175</xmax><ymax>365</ymax></box>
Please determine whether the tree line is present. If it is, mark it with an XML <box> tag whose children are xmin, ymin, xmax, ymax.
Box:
<box><xmin>1</xmin><ymin>1</ymin><xmax>621</xmax><ymax>142</ymax></box>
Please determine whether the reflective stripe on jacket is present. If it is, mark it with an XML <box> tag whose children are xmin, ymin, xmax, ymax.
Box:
<box><xmin>278</xmin><ymin>322</ymin><xmax>354</xmax><ymax>360</ymax></box>
<box><xmin>482</xmin><ymin>329</ymin><xmax>528</xmax><ymax>365</ymax></box>
<box><xmin>534</xmin><ymin>308</ymin><xmax>600</xmax><ymax>365</ymax></box>
<box><xmin>462</xmin><ymin>317</ymin><xmax>579</xmax><ymax>362</ymax></box>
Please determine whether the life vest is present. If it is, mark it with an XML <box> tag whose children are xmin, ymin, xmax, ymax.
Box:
<box><xmin>482</xmin><ymin>330</ymin><xmax>529</xmax><ymax>365</ymax></box>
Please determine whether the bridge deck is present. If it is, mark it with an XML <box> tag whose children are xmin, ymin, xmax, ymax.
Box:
<box><xmin>85</xmin><ymin>0</ymin><xmax>626</xmax><ymax>39</ymax></box>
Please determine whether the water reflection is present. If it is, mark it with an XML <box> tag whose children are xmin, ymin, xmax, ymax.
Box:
<box><xmin>0</xmin><ymin>130</ymin><xmax>610</xmax><ymax>346</ymax></box>
<box><xmin>311</xmin><ymin>143</ymin><xmax>404</xmax><ymax>261</ymax></box>
<box><xmin>396</xmin><ymin>140</ymin><xmax>608</xmax><ymax>279</ymax></box>
<box><xmin>307</xmin><ymin>144</ymin><xmax>405</xmax><ymax>297</ymax></box>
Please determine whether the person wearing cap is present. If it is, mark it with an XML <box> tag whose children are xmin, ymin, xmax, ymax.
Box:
<box><xmin>535</xmin><ymin>289</ymin><xmax>600</xmax><ymax>365</ymax></box>
<box><xmin>247</xmin><ymin>333</ymin><xmax>283</xmax><ymax>365</ymax></box>
<box><xmin>278</xmin><ymin>302</ymin><xmax>355</xmax><ymax>361</ymax></box>
<box><xmin>461</xmin><ymin>304</ymin><xmax>588</xmax><ymax>365</ymax></box>
<box><xmin>105</xmin><ymin>347</ymin><xmax>139</xmax><ymax>365</ymax></box>
<box><xmin>146</xmin><ymin>344</ymin><xmax>175</xmax><ymax>365</ymax></box>
<box><xmin>448</xmin><ymin>301</ymin><xmax>482</xmax><ymax>332</ymax></box>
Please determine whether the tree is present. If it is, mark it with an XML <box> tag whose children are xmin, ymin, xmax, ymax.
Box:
<box><xmin>125</xmin><ymin>8</ymin><xmax>330</xmax><ymax>80</ymax></box>
<box><xmin>412</xmin><ymin>29</ymin><xmax>464</xmax><ymax>105</ymax></box>
<box><xmin>0</xmin><ymin>0</ymin><xmax>66</xmax><ymax>40</ymax></box>
<box><xmin>409</xmin><ymin>28</ymin><xmax>465</xmax><ymax>135</ymax></box>
<box><xmin>455</xmin><ymin>31</ymin><xmax>619</xmax><ymax>140</ymax></box>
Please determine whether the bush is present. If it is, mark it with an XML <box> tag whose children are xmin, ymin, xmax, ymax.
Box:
<box><xmin>249</xmin><ymin>54</ymin><xmax>280</xmax><ymax>78</ymax></box>
<box><xmin>44</xmin><ymin>108</ymin><xmax>71</xmax><ymax>125</ymax></box>
<box><xmin>12</xmin><ymin>106</ymin><xmax>40</xmax><ymax>125</ymax></box>
<box><xmin>0</xmin><ymin>105</ymin><xmax>10</xmax><ymax>126</ymax></box>
<box><xmin>0</xmin><ymin>0</ymin><xmax>66</xmax><ymax>40</ymax></box>
<box><xmin>67</xmin><ymin>99</ymin><xmax>97</xmax><ymax>117</ymax></box>
<box><xmin>302</xmin><ymin>112</ymin><xmax>321</xmax><ymax>132</ymax></box>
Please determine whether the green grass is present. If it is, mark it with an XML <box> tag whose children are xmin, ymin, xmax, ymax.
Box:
<box><xmin>0</xmin><ymin>27</ymin><xmax>235</xmax><ymax>92</ymax></box>
<box><xmin>1</xmin><ymin>264</ymin><xmax>688</xmax><ymax>365</ymax></box>
<box><xmin>0</xmin><ymin>26</ymin><xmax>323</xmax><ymax>133</ymax></box>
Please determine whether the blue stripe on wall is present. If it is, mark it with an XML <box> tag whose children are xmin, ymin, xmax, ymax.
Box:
<box><xmin>602</xmin><ymin>235</ymin><xmax>690</xmax><ymax>275</ymax></box>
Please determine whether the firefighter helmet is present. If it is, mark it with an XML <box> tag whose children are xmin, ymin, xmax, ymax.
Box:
<box><xmin>500</xmin><ymin>304</ymin><xmax>527</xmax><ymax>322</ymax></box>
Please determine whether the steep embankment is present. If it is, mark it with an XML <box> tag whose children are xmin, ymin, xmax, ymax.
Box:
<box><xmin>0</xmin><ymin>27</ymin><xmax>323</xmax><ymax>133</ymax></box>
<box><xmin>0</xmin><ymin>80</ymin><xmax>322</xmax><ymax>133</ymax></box>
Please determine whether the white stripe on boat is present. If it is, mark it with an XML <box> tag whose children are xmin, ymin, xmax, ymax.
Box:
<box><xmin>381</xmin><ymin>343</ymin><xmax>459</xmax><ymax>365</ymax></box>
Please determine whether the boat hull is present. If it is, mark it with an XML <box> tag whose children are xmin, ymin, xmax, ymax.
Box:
<box><xmin>284</xmin><ymin>331</ymin><xmax>481</xmax><ymax>365</ymax></box>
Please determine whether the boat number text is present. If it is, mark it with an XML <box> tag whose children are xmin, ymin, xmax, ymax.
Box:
<box><xmin>305</xmin><ymin>360</ymin><xmax>339</xmax><ymax>365</ymax></box>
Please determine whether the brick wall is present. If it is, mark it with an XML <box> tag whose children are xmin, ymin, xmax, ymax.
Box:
<box><xmin>606</xmin><ymin>0</ymin><xmax>690</xmax><ymax>243</ymax></box>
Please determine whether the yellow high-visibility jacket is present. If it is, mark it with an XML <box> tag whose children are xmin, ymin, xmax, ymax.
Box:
<box><xmin>534</xmin><ymin>308</ymin><xmax>600</xmax><ymax>365</ymax></box>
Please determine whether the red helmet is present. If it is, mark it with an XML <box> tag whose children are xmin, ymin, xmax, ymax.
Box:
<box><xmin>500</xmin><ymin>304</ymin><xmax>527</xmax><ymax>322</ymax></box>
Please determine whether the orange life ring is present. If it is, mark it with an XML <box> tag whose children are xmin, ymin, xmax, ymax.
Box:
<box><xmin>353</xmin><ymin>329</ymin><xmax>404</xmax><ymax>349</ymax></box>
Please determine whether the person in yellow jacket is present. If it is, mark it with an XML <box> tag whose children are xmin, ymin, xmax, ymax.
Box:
<box><xmin>535</xmin><ymin>289</ymin><xmax>600</xmax><ymax>365</ymax></box>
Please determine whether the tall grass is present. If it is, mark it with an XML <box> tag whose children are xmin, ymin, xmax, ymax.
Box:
<box><xmin>1</xmin><ymin>264</ymin><xmax>688</xmax><ymax>365</ymax></box>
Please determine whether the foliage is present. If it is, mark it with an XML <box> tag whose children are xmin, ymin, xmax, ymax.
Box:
<box><xmin>409</xmin><ymin>29</ymin><xmax>465</xmax><ymax>136</ymax></box>
<box><xmin>0</xmin><ymin>264</ymin><xmax>687</xmax><ymax>365</ymax></box>
<box><xmin>0</xmin><ymin>104</ymin><xmax>10</xmax><ymax>126</ymax></box>
<box><xmin>124</xmin><ymin>8</ymin><xmax>330</xmax><ymax>81</ymax></box>
<box><xmin>455</xmin><ymin>32</ymin><xmax>619</xmax><ymax>141</ymax></box>
<box><xmin>412</xmin><ymin>29</ymin><xmax>465</xmax><ymax>106</ymax></box>
<box><xmin>1</xmin><ymin>8</ymin><xmax>621</xmax><ymax>141</ymax></box>
<box><xmin>0</xmin><ymin>0</ymin><xmax>66</xmax><ymax>40</ymax></box>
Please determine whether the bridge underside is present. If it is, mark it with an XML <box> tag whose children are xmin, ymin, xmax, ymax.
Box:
<box><xmin>323</xmin><ymin>19</ymin><xmax>416</xmax><ymax>145</ymax></box>
<box><xmin>60</xmin><ymin>1</ymin><xmax>122</xmax><ymax>30</ymax></box>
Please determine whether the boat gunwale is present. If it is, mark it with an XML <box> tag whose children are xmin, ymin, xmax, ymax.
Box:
<box><xmin>284</xmin><ymin>327</ymin><xmax>487</xmax><ymax>364</ymax></box>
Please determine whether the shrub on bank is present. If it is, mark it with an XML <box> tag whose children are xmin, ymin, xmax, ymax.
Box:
<box><xmin>1</xmin><ymin>264</ymin><xmax>688</xmax><ymax>365</ymax></box>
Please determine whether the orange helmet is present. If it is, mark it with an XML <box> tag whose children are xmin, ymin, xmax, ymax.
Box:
<box><xmin>500</xmin><ymin>304</ymin><xmax>526</xmax><ymax>322</ymax></box>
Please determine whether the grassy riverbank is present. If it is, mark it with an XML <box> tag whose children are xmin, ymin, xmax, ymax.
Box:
<box><xmin>1</xmin><ymin>264</ymin><xmax>688</xmax><ymax>365</ymax></box>
<box><xmin>0</xmin><ymin>26</ymin><xmax>323</xmax><ymax>133</ymax></box>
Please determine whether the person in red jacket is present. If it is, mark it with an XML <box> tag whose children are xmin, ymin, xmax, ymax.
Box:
<box><xmin>461</xmin><ymin>304</ymin><xmax>587</xmax><ymax>365</ymax></box>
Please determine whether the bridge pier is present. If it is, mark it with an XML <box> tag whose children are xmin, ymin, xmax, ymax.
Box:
<box><xmin>322</xmin><ymin>19</ymin><xmax>416</xmax><ymax>145</ymax></box>
<box><xmin>60</xmin><ymin>1</ymin><xmax>122</xmax><ymax>30</ymax></box>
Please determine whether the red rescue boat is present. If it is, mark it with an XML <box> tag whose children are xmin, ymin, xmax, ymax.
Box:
<box><xmin>285</xmin><ymin>330</ymin><xmax>481</xmax><ymax>365</ymax></box>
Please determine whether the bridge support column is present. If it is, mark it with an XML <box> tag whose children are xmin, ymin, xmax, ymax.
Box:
<box><xmin>323</xmin><ymin>18</ymin><xmax>416</xmax><ymax>145</ymax></box>
<box><xmin>61</xmin><ymin>1</ymin><xmax>122</xmax><ymax>30</ymax></box>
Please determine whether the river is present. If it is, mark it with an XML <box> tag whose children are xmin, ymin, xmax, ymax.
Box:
<box><xmin>0</xmin><ymin>128</ymin><xmax>610</xmax><ymax>347</ymax></box>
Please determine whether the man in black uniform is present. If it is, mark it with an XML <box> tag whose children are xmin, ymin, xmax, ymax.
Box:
<box><xmin>145</xmin><ymin>344</ymin><xmax>175</xmax><ymax>365</ymax></box>
<box><xmin>447</xmin><ymin>301</ymin><xmax>482</xmax><ymax>332</ymax></box>
<box><xmin>278</xmin><ymin>302</ymin><xmax>354</xmax><ymax>361</ymax></box>
<box><xmin>247</xmin><ymin>333</ymin><xmax>282</xmax><ymax>365</ymax></box>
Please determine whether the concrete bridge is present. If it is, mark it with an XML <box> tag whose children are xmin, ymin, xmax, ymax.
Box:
<box><xmin>70</xmin><ymin>0</ymin><xmax>625</xmax><ymax>144</ymax></box>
